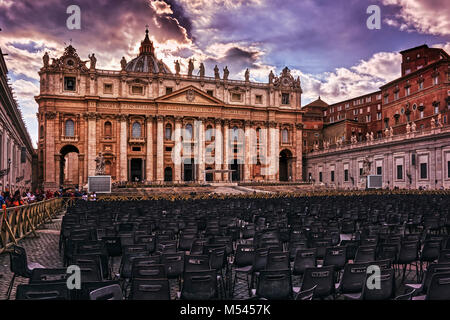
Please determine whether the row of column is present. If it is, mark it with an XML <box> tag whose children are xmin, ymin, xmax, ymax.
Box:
<box><xmin>84</xmin><ymin>115</ymin><xmax>303</xmax><ymax>183</ymax></box>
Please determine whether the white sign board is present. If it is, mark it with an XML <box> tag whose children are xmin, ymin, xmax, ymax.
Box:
<box><xmin>367</xmin><ymin>175</ymin><xmax>382</xmax><ymax>189</ymax></box>
<box><xmin>88</xmin><ymin>176</ymin><xmax>111</xmax><ymax>193</ymax></box>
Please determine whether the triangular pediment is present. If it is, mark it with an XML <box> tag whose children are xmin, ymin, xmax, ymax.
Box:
<box><xmin>156</xmin><ymin>85</ymin><xmax>224</xmax><ymax>105</ymax></box>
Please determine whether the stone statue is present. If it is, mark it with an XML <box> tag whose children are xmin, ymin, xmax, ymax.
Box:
<box><xmin>95</xmin><ymin>152</ymin><xmax>105</xmax><ymax>175</ymax></box>
<box><xmin>406</xmin><ymin>122</ymin><xmax>411</xmax><ymax>134</ymax></box>
<box><xmin>88</xmin><ymin>53</ymin><xmax>97</xmax><ymax>69</ymax></box>
<box><xmin>120</xmin><ymin>57</ymin><xmax>127</xmax><ymax>70</ymax></box>
<box><xmin>295</xmin><ymin>76</ymin><xmax>301</xmax><ymax>88</ymax></box>
<box><xmin>245</xmin><ymin>68</ymin><xmax>250</xmax><ymax>82</ymax></box>
<box><xmin>269</xmin><ymin>70</ymin><xmax>274</xmax><ymax>84</ymax></box>
<box><xmin>385</xmin><ymin>127</ymin><xmax>389</xmax><ymax>137</ymax></box>
<box><xmin>437</xmin><ymin>113</ymin><xmax>443</xmax><ymax>127</ymax></box>
<box><xmin>362</xmin><ymin>156</ymin><xmax>372</xmax><ymax>176</ymax></box>
<box><xmin>223</xmin><ymin>66</ymin><xmax>229</xmax><ymax>80</ymax></box>
<box><xmin>366</xmin><ymin>132</ymin><xmax>370</xmax><ymax>141</ymax></box>
<box><xmin>431</xmin><ymin>116</ymin><xmax>436</xmax><ymax>129</ymax></box>
<box><xmin>187</xmin><ymin>59</ymin><xmax>194</xmax><ymax>76</ymax></box>
<box><xmin>214</xmin><ymin>65</ymin><xmax>220</xmax><ymax>79</ymax></box>
<box><xmin>43</xmin><ymin>52</ymin><xmax>49</xmax><ymax>68</ymax></box>
<box><xmin>411</xmin><ymin>121</ymin><xmax>417</xmax><ymax>132</ymax></box>
<box><xmin>370</xmin><ymin>132</ymin><xmax>374</xmax><ymax>141</ymax></box>
<box><xmin>174</xmin><ymin>60</ymin><xmax>180</xmax><ymax>75</ymax></box>
<box><xmin>199</xmin><ymin>62</ymin><xmax>205</xmax><ymax>77</ymax></box>
<box><xmin>157</xmin><ymin>59</ymin><xmax>164</xmax><ymax>73</ymax></box>
<box><xmin>389</xmin><ymin>126</ymin><xmax>394</xmax><ymax>137</ymax></box>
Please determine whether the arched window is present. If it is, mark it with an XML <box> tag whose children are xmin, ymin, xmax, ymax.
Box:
<box><xmin>206</xmin><ymin>125</ymin><xmax>213</xmax><ymax>141</ymax></box>
<box><xmin>65</xmin><ymin>119</ymin><xmax>74</xmax><ymax>137</ymax></box>
<box><xmin>165</xmin><ymin>124</ymin><xmax>172</xmax><ymax>140</ymax></box>
<box><xmin>132</xmin><ymin>122</ymin><xmax>141</xmax><ymax>138</ymax></box>
<box><xmin>40</xmin><ymin>125</ymin><xmax>44</xmax><ymax>138</ymax></box>
<box><xmin>104</xmin><ymin>121</ymin><xmax>112</xmax><ymax>137</ymax></box>
<box><xmin>282</xmin><ymin>128</ymin><xmax>289</xmax><ymax>143</ymax></box>
<box><xmin>185</xmin><ymin>124</ymin><xmax>193</xmax><ymax>140</ymax></box>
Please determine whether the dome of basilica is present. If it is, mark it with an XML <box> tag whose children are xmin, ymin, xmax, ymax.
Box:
<box><xmin>125</xmin><ymin>28</ymin><xmax>171</xmax><ymax>74</ymax></box>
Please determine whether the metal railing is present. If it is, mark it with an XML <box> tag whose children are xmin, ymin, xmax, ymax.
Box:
<box><xmin>0</xmin><ymin>197</ymin><xmax>74</xmax><ymax>254</ymax></box>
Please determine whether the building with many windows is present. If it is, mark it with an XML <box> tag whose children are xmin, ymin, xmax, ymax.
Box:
<box><xmin>304</xmin><ymin>45</ymin><xmax>450</xmax><ymax>189</ymax></box>
<box><xmin>36</xmin><ymin>28</ymin><xmax>304</xmax><ymax>190</ymax></box>
<box><xmin>0</xmin><ymin>47</ymin><xmax>35</xmax><ymax>193</ymax></box>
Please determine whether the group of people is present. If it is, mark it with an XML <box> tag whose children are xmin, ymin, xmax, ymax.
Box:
<box><xmin>0</xmin><ymin>188</ymin><xmax>62</xmax><ymax>208</ymax></box>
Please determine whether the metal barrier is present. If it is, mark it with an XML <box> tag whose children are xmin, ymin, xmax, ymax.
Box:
<box><xmin>0</xmin><ymin>197</ymin><xmax>73</xmax><ymax>254</ymax></box>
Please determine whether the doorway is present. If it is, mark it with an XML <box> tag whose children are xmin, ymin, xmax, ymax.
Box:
<box><xmin>130</xmin><ymin>158</ymin><xmax>143</xmax><ymax>182</ymax></box>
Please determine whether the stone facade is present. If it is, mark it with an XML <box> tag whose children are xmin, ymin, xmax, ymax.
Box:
<box><xmin>0</xmin><ymin>47</ymin><xmax>34</xmax><ymax>193</ymax></box>
<box><xmin>36</xmin><ymin>29</ymin><xmax>304</xmax><ymax>190</ymax></box>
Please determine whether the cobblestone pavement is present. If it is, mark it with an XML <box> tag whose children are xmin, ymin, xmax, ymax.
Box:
<box><xmin>0</xmin><ymin>208</ymin><xmax>415</xmax><ymax>300</ymax></box>
<box><xmin>0</xmin><ymin>210</ymin><xmax>65</xmax><ymax>300</ymax></box>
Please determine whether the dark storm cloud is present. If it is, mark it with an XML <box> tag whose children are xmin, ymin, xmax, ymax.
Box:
<box><xmin>203</xmin><ymin>46</ymin><xmax>260</xmax><ymax>78</ymax></box>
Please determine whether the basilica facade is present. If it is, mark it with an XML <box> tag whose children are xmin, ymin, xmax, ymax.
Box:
<box><xmin>36</xmin><ymin>29</ymin><xmax>304</xmax><ymax>190</ymax></box>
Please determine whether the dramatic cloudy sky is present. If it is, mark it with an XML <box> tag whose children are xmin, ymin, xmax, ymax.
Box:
<box><xmin>0</xmin><ymin>0</ymin><xmax>449</xmax><ymax>146</ymax></box>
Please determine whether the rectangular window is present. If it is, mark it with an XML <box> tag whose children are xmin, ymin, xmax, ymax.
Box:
<box><xmin>281</xmin><ymin>93</ymin><xmax>290</xmax><ymax>105</ymax></box>
<box><xmin>433</xmin><ymin>76</ymin><xmax>439</xmax><ymax>85</ymax></box>
<box><xmin>406</xmin><ymin>87</ymin><xmax>410</xmax><ymax>96</ymax></box>
<box><xmin>331</xmin><ymin>171</ymin><xmax>335</xmax><ymax>182</ymax></box>
<box><xmin>319</xmin><ymin>171</ymin><xmax>323</xmax><ymax>182</ymax></box>
<box><xmin>344</xmin><ymin>169</ymin><xmax>349</xmax><ymax>182</ymax></box>
<box><xmin>345</xmin><ymin>103</ymin><xmax>350</xmax><ymax>109</ymax></box>
<box><xmin>434</xmin><ymin>105</ymin><xmax>439</xmax><ymax>114</ymax></box>
<box><xmin>64</xmin><ymin>77</ymin><xmax>76</xmax><ymax>91</ymax></box>
<box><xmin>366</xmin><ymin>97</ymin><xmax>372</xmax><ymax>103</ymax></box>
<box><xmin>419</xmin><ymin>82</ymin><xmax>424</xmax><ymax>90</ymax></box>
<box><xmin>255</xmin><ymin>95</ymin><xmax>263</xmax><ymax>104</ymax></box>
<box><xmin>132</xmin><ymin>86</ymin><xmax>143</xmax><ymax>94</ymax></box>
<box><xmin>376</xmin><ymin>94</ymin><xmax>382</xmax><ymax>100</ymax></box>
<box><xmin>207</xmin><ymin>90</ymin><xmax>214</xmax><ymax>96</ymax></box>
<box><xmin>397</xmin><ymin>165</ymin><xmax>403</xmax><ymax>180</ymax></box>
<box><xmin>420</xmin><ymin>163</ymin><xmax>428</xmax><ymax>179</ymax></box>
<box><xmin>166</xmin><ymin>87</ymin><xmax>173</xmax><ymax>95</ymax></box>
<box><xmin>420</xmin><ymin>110</ymin><xmax>424</xmax><ymax>119</ymax></box>
<box><xmin>394</xmin><ymin>92</ymin><xmax>399</xmax><ymax>100</ymax></box>
<box><xmin>384</xmin><ymin>96</ymin><xmax>389</xmax><ymax>104</ymax></box>
<box><xmin>377</xmin><ymin>166</ymin><xmax>382</xmax><ymax>175</ymax></box>
<box><xmin>231</xmin><ymin>93</ymin><xmax>242</xmax><ymax>101</ymax></box>
<box><xmin>377</xmin><ymin>112</ymin><xmax>382</xmax><ymax>120</ymax></box>
<box><xmin>132</xmin><ymin>146</ymin><xmax>141</xmax><ymax>152</ymax></box>
<box><xmin>366</xmin><ymin>114</ymin><xmax>371</xmax><ymax>122</ymax></box>
<box><xmin>104</xmin><ymin>83</ymin><xmax>113</xmax><ymax>94</ymax></box>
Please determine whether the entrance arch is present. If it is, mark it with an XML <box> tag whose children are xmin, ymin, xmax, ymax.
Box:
<box><xmin>59</xmin><ymin>144</ymin><xmax>80</xmax><ymax>188</ymax></box>
<box><xmin>279</xmin><ymin>149</ymin><xmax>293</xmax><ymax>181</ymax></box>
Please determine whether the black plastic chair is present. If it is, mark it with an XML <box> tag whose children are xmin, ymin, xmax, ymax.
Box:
<box><xmin>295</xmin><ymin>285</ymin><xmax>317</xmax><ymax>300</ymax></box>
<box><xmin>131</xmin><ymin>264</ymin><xmax>167</xmax><ymax>279</ymax></box>
<box><xmin>30</xmin><ymin>268</ymin><xmax>69</xmax><ymax>284</ymax></box>
<box><xmin>89</xmin><ymin>284</ymin><xmax>123</xmax><ymax>300</ymax></box>
<box><xmin>300</xmin><ymin>266</ymin><xmax>335</xmax><ymax>299</ymax></box>
<box><xmin>129</xmin><ymin>278</ymin><xmax>171</xmax><ymax>300</ymax></box>
<box><xmin>346</xmin><ymin>268</ymin><xmax>395</xmax><ymax>300</ymax></box>
<box><xmin>293</xmin><ymin>249</ymin><xmax>317</xmax><ymax>277</ymax></box>
<box><xmin>337</xmin><ymin>262</ymin><xmax>369</xmax><ymax>296</ymax></box>
<box><xmin>184</xmin><ymin>254</ymin><xmax>210</xmax><ymax>273</ymax></box>
<box><xmin>323</xmin><ymin>246</ymin><xmax>347</xmax><ymax>272</ymax></box>
<box><xmin>266</xmin><ymin>251</ymin><xmax>290</xmax><ymax>271</ymax></box>
<box><xmin>354</xmin><ymin>245</ymin><xmax>376</xmax><ymax>263</ymax></box>
<box><xmin>254</xmin><ymin>269</ymin><xmax>293</xmax><ymax>300</ymax></box>
<box><xmin>7</xmin><ymin>245</ymin><xmax>44</xmax><ymax>299</ymax></box>
<box><xmin>232</xmin><ymin>245</ymin><xmax>255</xmax><ymax>298</ymax></box>
<box><xmin>16</xmin><ymin>283</ymin><xmax>70</xmax><ymax>300</ymax></box>
<box><xmin>425</xmin><ymin>272</ymin><xmax>450</xmax><ymax>300</ymax></box>
<box><xmin>181</xmin><ymin>270</ymin><xmax>218</xmax><ymax>300</ymax></box>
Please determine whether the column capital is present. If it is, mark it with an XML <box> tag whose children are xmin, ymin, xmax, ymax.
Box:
<box><xmin>118</xmin><ymin>114</ymin><xmax>128</xmax><ymax>122</ymax></box>
<box><xmin>214</xmin><ymin>118</ymin><xmax>222</xmax><ymax>126</ymax></box>
<box><xmin>175</xmin><ymin>116</ymin><xmax>183</xmax><ymax>123</ymax></box>
<box><xmin>268</xmin><ymin>121</ymin><xmax>277</xmax><ymax>128</ymax></box>
<box><xmin>244</xmin><ymin>120</ymin><xmax>253</xmax><ymax>127</ymax></box>
<box><xmin>156</xmin><ymin>115</ymin><xmax>164</xmax><ymax>122</ymax></box>
<box><xmin>198</xmin><ymin>117</ymin><xmax>207</xmax><ymax>123</ymax></box>
<box><xmin>144</xmin><ymin>115</ymin><xmax>155</xmax><ymax>122</ymax></box>
<box><xmin>295</xmin><ymin>123</ymin><xmax>304</xmax><ymax>130</ymax></box>
<box><xmin>223</xmin><ymin>119</ymin><xmax>230</xmax><ymax>127</ymax></box>
<box><xmin>46</xmin><ymin>111</ymin><xmax>57</xmax><ymax>120</ymax></box>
